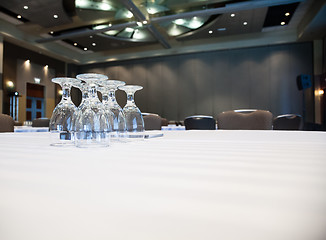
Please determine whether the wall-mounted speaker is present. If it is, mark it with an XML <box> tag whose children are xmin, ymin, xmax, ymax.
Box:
<box><xmin>297</xmin><ymin>74</ymin><xmax>312</xmax><ymax>90</ymax></box>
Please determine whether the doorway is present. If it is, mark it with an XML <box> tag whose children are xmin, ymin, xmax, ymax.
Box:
<box><xmin>26</xmin><ymin>83</ymin><xmax>45</xmax><ymax>121</ymax></box>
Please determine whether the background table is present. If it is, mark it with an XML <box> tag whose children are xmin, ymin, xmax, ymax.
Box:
<box><xmin>1</xmin><ymin>130</ymin><xmax>326</xmax><ymax>240</ymax></box>
<box><xmin>14</xmin><ymin>126</ymin><xmax>49</xmax><ymax>132</ymax></box>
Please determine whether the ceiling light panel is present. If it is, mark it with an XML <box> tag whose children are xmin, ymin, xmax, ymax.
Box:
<box><xmin>104</xmin><ymin>30</ymin><xmax>120</xmax><ymax>36</ymax></box>
<box><xmin>162</xmin><ymin>16</ymin><xmax>209</xmax><ymax>37</ymax></box>
<box><xmin>115</xmin><ymin>8</ymin><xmax>133</xmax><ymax>20</ymax></box>
<box><xmin>166</xmin><ymin>24</ymin><xmax>190</xmax><ymax>37</ymax></box>
<box><xmin>75</xmin><ymin>0</ymin><xmax>116</xmax><ymax>11</ymax></box>
<box><xmin>144</xmin><ymin>2</ymin><xmax>169</xmax><ymax>15</ymax></box>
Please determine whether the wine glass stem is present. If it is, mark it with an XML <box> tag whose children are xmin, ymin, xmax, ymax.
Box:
<box><xmin>82</xmin><ymin>90</ymin><xmax>88</xmax><ymax>100</ymax></box>
<box><xmin>127</xmin><ymin>92</ymin><xmax>135</xmax><ymax>104</ymax></box>
<box><xmin>102</xmin><ymin>94</ymin><xmax>109</xmax><ymax>104</ymax></box>
<box><xmin>89</xmin><ymin>85</ymin><xmax>97</xmax><ymax>98</ymax></box>
<box><xmin>109</xmin><ymin>90</ymin><xmax>117</xmax><ymax>103</ymax></box>
<box><xmin>62</xmin><ymin>87</ymin><xmax>71</xmax><ymax>101</ymax></box>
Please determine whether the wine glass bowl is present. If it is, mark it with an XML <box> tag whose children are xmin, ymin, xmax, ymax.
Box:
<box><xmin>73</xmin><ymin>73</ymin><xmax>113</xmax><ymax>148</ymax></box>
<box><xmin>49</xmin><ymin>77</ymin><xmax>79</xmax><ymax>146</ymax></box>
<box><xmin>98</xmin><ymin>80</ymin><xmax>126</xmax><ymax>141</ymax></box>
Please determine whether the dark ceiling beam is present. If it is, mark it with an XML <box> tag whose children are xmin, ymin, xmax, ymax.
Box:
<box><xmin>36</xmin><ymin>0</ymin><xmax>304</xmax><ymax>44</ymax></box>
<box><xmin>119</xmin><ymin>0</ymin><xmax>171</xmax><ymax>49</ymax></box>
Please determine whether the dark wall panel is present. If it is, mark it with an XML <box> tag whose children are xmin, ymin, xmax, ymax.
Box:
<box><xmin>147</xmin><ymin>60</ymin><xmax>163</xmax><ymax>115</ymax></box>
<box><xmin>229</xmin><ymin>48</ymin><xmax>251</xmax><ymax>109</ymax></box>
<box><xmin>80</xmin><ymin>42</ymin><xmax>313</xmax><ymax>122</ymax></box>
<box><xmin>178</xmin><ymin>55</ymin><xmax>196</xmax><ymax>119</ymax></box>
<box><xmin>270</xmin><ymin>45</ymin><xmax>291</xmax><ymax>116</ymax></box>
<box><xmin>194</xmin><ymin>53</ymin><xmax>214</xmax><ymax>116</ymax></box>
<box><xmin>161</xmin><ymin>57</ymin><xmax>179</xmax><ymax>121</ymax></box>
<box><xmin>213</xmin><ymin>50</ymin><xmax>232</xmax><ymax>115</ymax></box>
<box><xmin>249</xmin><ymin>47</ymin><xmax>271</xmax><ymax>110</ymax></box>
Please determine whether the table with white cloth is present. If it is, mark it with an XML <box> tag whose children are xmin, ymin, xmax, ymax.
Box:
<box><xmin>0</xmin><ymin>130</ymin><xmax>326</xmax><ymax>240</ymax></box>
<box><xmin>14</xmin><ymin>126</ymin><xmax>49</xmax><ymax>132</ymax></box>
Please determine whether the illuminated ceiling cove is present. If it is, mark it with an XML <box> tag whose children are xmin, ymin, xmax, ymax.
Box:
<box><xmin>0</xmin><ymin>0</ymin><xmax>325</xmax><ymax>64</ymax></box>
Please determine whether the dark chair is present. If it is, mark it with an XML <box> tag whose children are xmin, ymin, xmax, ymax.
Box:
<box><xmin>143</xmin><ymin>114</ymin><xmax>162</xmax><ymax>130</ymax></box>
<box><xmin>161</xmin><ymin>118</ymin><xmax>168</xmax><ymax>126</ymax></box>
<box><xmin>32</xmin><ymin>118</ymin><xmax>50</xmax><ymax>127</ymax></box>
<box><xmin>0</xmin><ymin>114</ymin><xmax>15</xmax><ymax>132</ymax></box>
<box><xmin>216</xmin><ymin>110</ymin><xmax>273</xmax><ymax>130</ymax></box>
<box><xmin>184</xmin><ymin>115</ymin><xmax>216</xmax><ymax>130</ymax></box>
<box><xmin>14</xmin><ymin>121</ymin><xmax>23</xmax><ymax>126</ymax></box>
<box><xmin>273</xmin><ymin>114</ymin><xmax>303</xmax><ymax>130</ymax></box>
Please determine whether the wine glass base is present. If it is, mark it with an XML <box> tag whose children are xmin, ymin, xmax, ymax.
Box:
<box><xmin>125</xmin><ymin>132</ymin><xmax>145</xmax><ymax>141</ymax></box>
<box><xmin>75</xmin><ymin>134</ymin><xmax>110</xmax><ymax>148</ymax></box>
<box><xmin>50</xmin><ymin>142</ymin><xmax>75</xmax><ymax>147</ymax></box>
<box><xmin>50</xmin><ymin>131</ymin><xmax>75</xmax><ymax>147</ymax></box>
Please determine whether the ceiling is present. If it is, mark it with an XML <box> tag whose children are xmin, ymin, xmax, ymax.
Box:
<box><xmin>0</xmin><ymin>0</ymin><xmax>325</xmax><ymax>65</ymax></box>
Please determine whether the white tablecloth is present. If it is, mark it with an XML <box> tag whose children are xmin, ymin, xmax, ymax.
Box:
<box><xmin>0</xmin><ymin>130</ymin><xmax>326</xmax><ymax>240</ymax></box>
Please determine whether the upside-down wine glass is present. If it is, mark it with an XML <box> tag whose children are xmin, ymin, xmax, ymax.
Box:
<box><xmin>118</xmin><ymin>85</ymin><xmax>144</xmax><ymax>140</ymax></box>
<box><xmin>49</xmin><ymin>77</ymin><xmax>79</xmax><ymax>146</ymax></box>
<box><xmin>71</xmin><ymin>79</ymin><xmax>88</xmax><ymax>138</ymax></box>
<box><xmin>98</xmin><ymin>80</ymin><xmax>126</xmax><ymax>141</ymax></box>
<box><xmin>74</xmin><ymin>73</ymin><xmax>113</xmax><ymax>148</ymax></box>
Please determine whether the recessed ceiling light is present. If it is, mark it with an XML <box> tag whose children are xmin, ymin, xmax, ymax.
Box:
<box><xmin>23</xmin><ymin>6</ymin><xmax>28</xmax><ymax>10</ymax></box>
<box><xmin>53</xmin><ymin>14</ymin><xmax>58</xmax><ymax>19</ymax></box>
<box><xmin>243</xmin><ymin>21</ymin><xmax>248</xmax><ymax>25</ymax></box>
<box><xmin>142</xmin><ymin>20</ymin><xmax>148</xmax><ymax>24</ymax></box>
<box><xmin>84</xmin><ymin>47</ymin><xmax>88</xmax><ymax>51</ymax></box>
<box><xmin>285</xmin><ymin>12</ymin><xmax>290</xmax><ymax>16</ymax></box>
<box><xmin>230</xmin><ymin>13</ymin><xmax>235</xmax><ymax>17</ymax></box>
<box><xmin>125</xmin><ymin>27</ymin><xmax>134</xmax><ymax>32</ymax></box>
<box><xmin>89</xmin><ymin>35</ymin><xmax>93</xmax><ymax>38</ymax></box>
<box><xmin>93</xmin><ymin>25</ymin><xmax>108</xmax><ymax>30</ymax></box>
<box><xmin>92</xmin><ymin>43</ymin><xmax>96</xmax><ymax>46</ymax></box>
<box><xmin>17</xmin><ymin>15</ymin><xmax>22</xmax><ymax>19</ymax></box>
<box><xmin>209</xmin><ymin>30</ymin><xmax>213</xmax><ymax>34</ymax></box>
<box><xmin>99</xmin><ymin>2</ymin><xmax>112</xmax><ymax>11</ymax></box>
<box><xmin>174</xmin><ymin>19</ymin><xmax>186</xmax><ymax>25</ymax></box>
<box><xmin>74</xmin><ymin>43</ymin><xmax>78</xmax><ymax>46</ymax></box>
<box><xmin>50</xmin><ymin>31</ymin><xmax>54</xmax><ymax>34</ymax></box>
<box><xmin>281</xmin><ymin>21</ymin><xmax>286</xmax><ymax>25</ymax></box>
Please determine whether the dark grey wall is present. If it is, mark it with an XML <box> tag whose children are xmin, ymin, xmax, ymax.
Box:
<box><xmin>80</xmin><ymin>42</ymin><xmax>314</xmax><ymax>121</ymax></box>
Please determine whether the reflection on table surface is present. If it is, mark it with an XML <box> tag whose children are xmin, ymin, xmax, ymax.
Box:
<box><xmin>0</xmin><ymin>130</ymin><xmax>326</xmax><ymax>240</ymax></box>
<box><xmin>161</xmin><ymin>125</ymin><xmax>185</xmax><ymax>131</ymax></box>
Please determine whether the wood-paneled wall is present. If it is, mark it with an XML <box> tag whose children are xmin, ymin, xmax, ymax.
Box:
<box><xmin>80</xmin><ymin>42</ymin><xmax>314</xmax><ymax>122</ymax></box>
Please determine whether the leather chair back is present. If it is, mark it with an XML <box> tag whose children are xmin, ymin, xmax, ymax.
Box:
<box><xmin>273</xmin><ymin>114</ymin><xmax>303</xmax><ymax>130</ymax></box>
<box><xmin>184</xmin><ymin>115</ymin><xmax>216</xmax><ymax>130</ymax></box>
<box><xmin>0</xmin><ymin>114</ymin><xmax>15</xmax><ymax>132</ymax></box>
<box><xmin>217</xmin><ymin>110</ymin><xmax>273</xmax><ymax>130</ymax></box>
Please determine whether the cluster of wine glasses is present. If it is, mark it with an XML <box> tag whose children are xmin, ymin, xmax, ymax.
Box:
<box><xmin>49</xmin><ymin>73</ymin><xmax>145</xmax><ymax>148</ymax></box>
